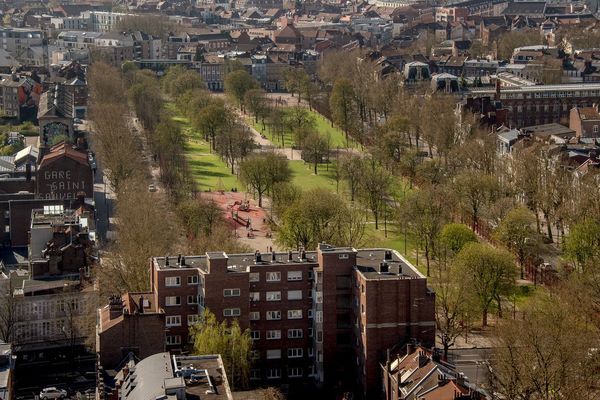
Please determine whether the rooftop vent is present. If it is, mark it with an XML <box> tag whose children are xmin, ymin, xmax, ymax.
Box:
<box><xmin>384</xmin><ymin>250</ymin><xmax>392</xmax><ymax>261</ymax></box>
<box><xmin>255</xmin><ymin>251</ymin><xmax>262</xmax><ymax>263</ymax></box>
<box><xmin>380</xmin><ymin>262</ymin><xmax>389</xmax><ymax>273</ymax></box>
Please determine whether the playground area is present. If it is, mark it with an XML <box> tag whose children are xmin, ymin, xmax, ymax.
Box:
<box><xmin>201</xmin><ymin>191</ymin><xmax>278</xmax><ymax>251</ymax></box>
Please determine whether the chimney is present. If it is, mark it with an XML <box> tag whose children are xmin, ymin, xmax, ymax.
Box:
<box><xmin>25</xmin><ymin>163</ymin><xmax>31</xmax><ymax>182</ymax></box>
<box><xmin>271</xmin><ymin>251</ymin><xmax>276</xmax><ymax>261</ymax></box>
<box><xmin>299</xmin><ymin>248</ymin><xmax>306</xmax><ymax>261</ymax></box>
<box><xmin>255</xmin><ymin>251</ymin><xmax>262</xmax><ymax>263</ymax></box>
<box><xmin>495</xmin><ymin>78</ymin><xmax>501</xmax><ymax>100</ymax></box>
<box><xmin>138</xmin><ymin>296</ymin><xmax>144</xmax><ymax>314</ymax></box>
<box><xmin>288</xmin><ymin>250</ymin><xmax>293</xmax><ymax>261</ymax></box>
<box><xmin>418</xmin><ymin>350</ymin><xmax>429</xmax><ymax>368</ymax></box>
<box><xmin>406</xmin><ymin>343</ymin><xmax>415</xmax><ymax>356</ymax></box>
<box><xmin>384</xmin><ymin>250</ymin><xmax>392</xmax><ymax>260</ymax></box>
<box><xmin>180</xmin><ymin>256</ymin><xmax>186</xmax><ymax>266</ymax></box>
<box><xmin>177</xmin><ymin>254</ymin><xmax>181</xmax><ymax>265</ymax></box>
<box><xmin>165</xmin><ymin>255</ymin><xmax>169</xmax><ymax>266</ymax></box>
<box><xmin>109</xmin><ymin>295</ymin><xmax>124</xmax><ymax>319</ymax></box>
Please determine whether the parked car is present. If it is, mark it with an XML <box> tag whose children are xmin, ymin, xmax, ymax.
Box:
<box><xmin>148</xmin><ymin>184</ymin><xmax>157</xmax><ymax>192</ymax></box>
<box><xmin>39</xmin><ymin>387</ymin><xmax>67</xmax><ymax>399</ymax></box>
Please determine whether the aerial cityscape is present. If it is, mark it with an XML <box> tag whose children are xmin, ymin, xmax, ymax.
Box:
<box><xmin>0</xmin><ymin>0</ymin><xmax>596</xmax><ymax>398</ymax></box>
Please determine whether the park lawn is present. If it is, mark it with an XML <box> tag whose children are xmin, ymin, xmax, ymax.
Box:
<box><xmin>289</xmin><ymin>160</ymin><xmax>340</xmax><ymax>192</ymax></box>
<box><xmin>363</xmin><ymin>222</ymin><xmax>426</xmax><ymax>275</ymax></box>
<box><xmin>167</xmin><ymin>102</ymin><xmax>241</xmax><ymax>191</ymax></box>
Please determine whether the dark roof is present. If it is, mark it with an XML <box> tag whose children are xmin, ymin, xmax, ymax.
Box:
<box><xmin>37</xmin><ymin>85</ymin><xmax>74</xmax><ymax>120</ymax></box>
<box><xmin>502</xmin><ymin>1</ymin><xmax>546</xmax><ymax>15</ymax></box>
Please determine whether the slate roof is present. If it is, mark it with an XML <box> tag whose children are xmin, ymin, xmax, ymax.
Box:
<box><xmin>37</xmin><ymin>85</ymin><xmax>74</xmax><ymax>119</ymax></box>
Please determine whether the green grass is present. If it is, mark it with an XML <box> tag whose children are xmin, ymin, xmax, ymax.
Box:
<box><xmin>248</xmin><ymin>108</ymin><xmax>357</xmax><ymax>149</ymax></box>
<box><xmin>168</xmin><ymin>103</ymin><xmax>241</xmax><ymax>191</ymax></box>
<box><xmin>289</xmin><ymin>160</ymin><xmax>339</xmax><ymax>192</ymax></box>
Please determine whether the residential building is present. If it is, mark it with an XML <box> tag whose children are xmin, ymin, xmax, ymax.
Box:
<box><xmin>0</xmin><ymin>74</ymin><xmax>43</xmax><ymax>121</ymax></box>
<box><xmin>56</xmin><ymin>31</ymin><xmax>103</xmax><ymax>50</ymax></box>
<box><xmin>569</xmin><ymin>105</ymin><xmax>600</xmax><ymax>138</ymax></box>
<box><xmin>84</xmin><ymin>11</ymin><xmax>132</xmax><ymax>33</ymax></box>
<box><xmin>0</xmin><ymin>342</ymin><xmax>13</xmax><ymax>400</ymax></box>
<box><xmin>461</xmin><ymin>83</ymin><xmax>600</xmax><ymax>128</ymax></box>
<box><xmin>382</xmin><ymin>345</ymin><xmax>485</xmax><ymax>400</ymax></box>
<box><xmin>96</xmin><ymin>293</ymin><xmax>165</xmax><ymax>370</ymax></box>
<box><xmin>0</xmin><ymin>28</ymin><xmax>43</xmax><ymax>60</ymax></box>
<box><xmin>37</xmin><ymin>85</ymin><xmax>75</xmax><ymax>150</ymax></box>
<box><xmin>140</xmin><ymin>244</ymin><xmax>434</xmax><ymax>397</ymax></box>
<box><xmin>107</xmin><ymin>353</ymin><xmax>233</xmax><ymax>400</ymax></box>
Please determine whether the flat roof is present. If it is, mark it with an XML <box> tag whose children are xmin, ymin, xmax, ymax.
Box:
<box><xmin>469</xmin><ymin>83</ymin><xmax>600</xmax><ymax>94</ymax></box>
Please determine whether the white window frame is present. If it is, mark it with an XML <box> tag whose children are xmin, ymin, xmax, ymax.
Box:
<box><xmin>249</xmin><ymin>311</ymin><xmax>260</xmax><ymax>320</ymax></box>
<box><xmin>288</xmin><ymin>329</ymin><xmax>303</xmax><ymax>339</ymax></box>
<box><xmin>223</xmin><ymin>288</ymin><xmax>241</xmax><ymax>297</ymax></box>
<box><xmin>250</xmin><ymin>331</ymin><xmax>260</xmax><ymax>340</ymax></box>
<box><xmin>308</xmin><ymin>309</ymin><xmax>313</xmax><ymax>319</ymax></box>
<box><xmin>166</xmin><ymin>335</ymin><xmax>181</xmax><ymax>345</ymax></box>
<box><xmin>288</xmin><ymin>367</ymin><xmax>303</xmax><ymax>378</ymax></box>
<box><xmin>288</xmin><ymin>348</ymin><xmax>303</xmax><ymax>358</ymax></box>
<box><xmin>165</xmin><ymin>276</ymin><xmax>181</xmax><ymax>287</ymax></box>
<box><xmin>187</xmin><ymin>295</ymin><xmax>198</xmax><ymax>305</ymax></box>
<box><xmin>188</xmin><ymin>314</ymin><xmax>200</xmax><ymax>325</ymax></box>
<box><xmin>266</xmin><ymin>291</ymin><xmax>281</xmax><ymax>301</ymax></box>
<box><xmin>223</xmin><ymin>308</ymin><xmax>241</xmax><ymax>317</ymax></box>
<box><xmin>166</xmin><ymin>315</ymin><xmax>181</xmax><ymax>327</ymax></box>
<box><xmin>187</xmin><ymin>275</ymin><xmax>199</xmax><ymax>285</ymax></box>
<box><xmin>250</xmin><ymin>292</ymin><xmax>260</xmax><ymax>302</ymax></box>
<box><xmin>249</xmin><ymin>272</ymin><xmax>260</xmax><ymax>282</ymax></box>
<box><xmin>267</xmin><ymin>368</ymin><xmax>281</xmax><ymax>379</ymax></box>
<box><xmin>287</xmin><ymin>309</ymin><xmax>302</xmax><ymax>319</ymax></box>
<box><xmin>266</xmin><ymin>330</ymin><xmax>281</xmax><ymax>340</ymax></box>
<box><xmin>165</xmin><ymin>296</ymin><xmax>180</xmax><ymax>306</ymax></box>
<box><xmin>287</xmin><ymin>271</ymin><xmax>302</xmax><ymax>281</ymax></box>
<box><xmin>266</xmin><ymin>310</ymin><xmax>281</xmax><ymax>320</ymax></box>
<box><xmin>266</xmin><ymin>272</ymin><xmax>281</xmax><ymax>282</ymax></box>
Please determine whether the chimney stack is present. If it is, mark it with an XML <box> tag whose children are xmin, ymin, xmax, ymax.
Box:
<box><xmin>181</xmin><ymin>256</ymin><xmax>186</xmax><ymax>266</ymax></box>
<box><xmin>380</xmin><ymin>262</ymin><xmax>389</xmax><ymax>273</ymax></box>
<box><xmin>384</xmin><ymin>250</ymin><xmax>392</xmax><ymax>261</ymax></box>
<box><xmin>288</xmin><ymin>250</ymin><xmax>293</xmax><ymax>261</ymax></box>
<box><xmin>138</xmin><ymin>296</ymin><xmax>144</xmax><ymax>313</ymax></box>
<box><xmin>25</xmin><ymin>163</ymin><xmax>31</xmax><ymax>182</ymax></box>
<box><xmin>108</xmin><ymin>295</ymin><xmax>124</xmax><ymax>319</ymax></box>
<box><xmin>255</xmin><ymin>251</ymin><xmax>262</xmax><ymax>263</ymax></box>
<box><xmin>271</xmin><ymin>251</ymin><xmax>276</xmax><ymax>261</ymax></box>
<box><xmin>165</xmin><ymin>255</ymin><xmax>169</xmax><ymax>266</ymax></box>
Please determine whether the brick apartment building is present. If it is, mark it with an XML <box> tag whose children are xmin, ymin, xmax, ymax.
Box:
<box><xmin>461</xmin><ymin>83</ymin><xmax>600</xmax><ymax>128</ymax></box>
<box><xmin>129</xmin><ymin>244</ymin><xmax>436</xmax><ymax>398</ymax></box>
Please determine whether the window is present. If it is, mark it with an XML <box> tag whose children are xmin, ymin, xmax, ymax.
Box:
<box><xmin>308</xmin><ymin>328</ymin><xmax>313</xmax><ymax>337</ymax></box>
<box><xmin>315</xmin><ymin>292</ymin><xmax>323</xmax><ymax>303</ymax></box>
<box><xmin>308</xmin><ymin>309</ymin><xmax>313</xmax><ymax>319</ymax></box>
<box><xmin>223</xmin><ymin>308</ymin><xmax>241</xmax><ymax>317</ymax></box>
<box><xmin>249</xmin><ymin>311</ymin><xmax>260</xmax><ymax>320</ymax></box>
<box><xmin>339</xmin><ymin>253</ymin><xmax>349</xmax><ymax>259</ymax></box>
<box><xmin>288</xmin><ymin>367</ymin><xmax>303</xmax><ymax>378</ymax></box>
<box><xmin>223</xmin><ymin>288</ymin><xmax>241</xmax><ymax>297</ymax></box>
<box><xmin>594</xmin><ymin>125</ymin><xmax>599</xmax><ymax>133</ymax></box>
<box><xmin>166</xmin><ymin>315</ymin><xmax>181</xmax><ymax>327</ymax></box>
<box><xmin>266</xmin><ymin>330</ymin><xmax>281</xmax><ymax>340</ymax></box>
<box><xmin>165</xmin><ymin>296</ymin><xmax>180</xmax><ymax>306</ymax></box>
<box><xmin>249</xmin><ymin>272</ymin><xmax>260</xmax><ymax>282</ymax></box>
<box><xmin>316</xmin><ymin>311</ymin><xmax>323</xmax><ymax>323</ymax></box>
<box><xmin>266</xmin><ymin>349</ymin><xmax>281</xmax><ymax>359</ymax></box>
<box><xmin>288</xmin><ymin>329</ymin><xmax>303</xmax><ymax>339</ymax></box>
<box><xmin>266</xmin><ymin>272</ymin><xmax>281</xmax><ymax>282</ymax></box>
<box><xmin>308</xmin><ymin>271</ymin><xmax>314</xmax><ymax>280</ymax></box>
<box><xmin>187</xmin><ymin>295</ymin><xmax>198</xmax><ymax>305</ymax></box>
<box><xmin>187</xmin><ymin>276</ymin><xmax>198</xmax><ymax>285</ymax></box>
<box><xmin>250</xmin><ymin>331</ymin><xmax>260</xmax><ymax>340</ymax></box>
<box><xmin>287</xmin><ymin>271</ymin><xmax>302</xmax><ymax>281</ymax></box>
<box><xmin>188</xmin><ymin>314</ymin><xmax>200</xmax><ymax>325</ymax></box>
<box><xmin>166</xmin><ymin>335</ymin><xmax>181</xmax><ymax>345</ymax></box>
<box><xmin>316</xmin><ymin>330</ymin><xmax>323</xmax><ymax>343</ymax></box>
<box><xmin>250</xmin><ymin>369</ymin><xmax>260</xmax><ymax>380</ymax></box>
<box><xmin>266</xmin><ymin>311</ymin><xmax>281</xmax><ymax>320</ymax></box>
<box><xmin>165</xmin><ymin>276</ymin><xmax>180</xmax><ymax>287</ymax></box>
<box><xmin>266</xmin><ymin>291</ymin><xmax>281</xmax><ymax>301</ymax></box>
<box><xmin>287</xmin><ymin>309</ymin><xmax>302</xmax><ymax>319</ymax></box>
<box><xmin>250</xmin><ymin>350</ymin><xmax>260</xmax><ymax>359</ymax></box>
<box><xmin>267</xmin><ymin>368</ymin><xmax>281</xmax><ymax>379</ymax></box>
<box><xmin>288</xmin><ymin>348</ymin><xmax>303</xmax><ymax>358</ymax></box>
<box><xmin>250</xmin><ymin>292</ymin><xmax>260</xmax><ymax>302</ymax></box>
<box><xmin>308</xmin><ymin>347</ymin><xmax>314</xmax><ymax>357</ymax></box>
<box><xmin>288</xmin><ymin>290</ymin><xmax>302</xmax><ymax>300</ymax></box>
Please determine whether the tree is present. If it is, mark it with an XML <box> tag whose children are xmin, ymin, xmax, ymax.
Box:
<box><xmin>491</xmin><ymin>292</ymin><xmax>599</xmax><ymax>399</ymax></box>
<box><xmin>339</xmin><ymin>153</ymin><xmax>363</xmax><ymax>202</ymax></box>
<box><xmin>239</xmin><ymin>152</ymin><xmax>290</xmax><ymax>207</ymax></box>
<box><xmin>224</xmin><ymin>70</ymin><xmax>259</xmax><ymax>110</ymax></box>
<box><xmin>277</xmin><ymin>189</ymin><xmax>363</xmax><ymax>249</ymax></box>
<box><xmin>439</xmin><ymin>223</ymin><xmax>478</xmax><ymax>256</ymax></box>
<box><xmin>358</xmin><ymin>157</ymin><xmax>392</xmax><ymax>230</ymax></box>
<box><xmin>302</xmin><ymin>132</ymin><xmax>329</xmax><ymax>174</ymax></box>
<box><xmin>190</xmin><ymin>309</ymin><xmax>252</xmax><ymax>390</ymax></box>
<box><xmin>402</xmin><ymin>185</ymin><xmax>450</xmax><ymax>276</ymax></box>
<box><xmin>162</xmin><ymin>66</ymin><xmax>205</xmax><ymax>98</ymax></box>
<box><xmin>284</xmin><ymin>106</ymin><xmax>316</xmax><ymax>147</ymax></box>
<box><xmin>495</xmin><ymin>29</ymin><xmax>543</xmax><ymax>60</ymax></box>
<box><xmin>192</xmin><ymin>102</ymin><xmax>229</xmax><ymax>151</ymax></box>
<box><xmin>494</xmin><ymin>206</ymin><xmax>537</xmax><ymax>279</ymax></box>
<box><xmin>454</xmin><ymin>171</ymin><xmax>499</xmax><ymax>230</ymax></box>
<box><xmin>564</xmin><ymin>219</ymin><xmax>600</xmax><ymax>271</ymax></box>
<box><xmin>215</xmin><ymin>120</ymin><xmax>254</xmax><ymax>175</ymax></box>
<box><xmin>115</xmin><ymin>14</ymin><xmax>179</xmax><ymax>39</ymax></box>
<box><xmin>455</xmin><ymin>243</ymin><xmax>515</xmax><ymax>326</ymax></box>
<box><xmin>244</xmin><ymin>89</ymin><xmax>268</xmax><ymax>125</ymax></box>
<box><xmin>0</xmin><ymin>278</ymin><xmax>19</xmax><ymax>343</ymax></box>
<box><xmin>329</xmin><ymin>78</ymin><xmax>357</xmax><ymax>143</ymax></box>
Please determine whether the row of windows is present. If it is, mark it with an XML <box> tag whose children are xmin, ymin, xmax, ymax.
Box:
<box><xmin>165</xmin><ymin>296</ymin><xmax>203</xmax><ymax>306</ymax></box>
<box><xmin>165</xmin><ymin>275</ymin><xmax>199</xmax><ymax>286</ymax></box>
<box><xmin>250</xmin><ymin>309</ymin><xmax>312</xmax><ymax>320</ymax></box>
<box><xmin>249</xmin><ymin>270</ymin><xmax>312</xmax><ymax>282</ymax></box>
<box><xmin>252</xmin><ymin>328</ymin><xmax>308</xmax><ymax>340</ymax></box>
<box><xmin>250</xmin><ymin>290</ymin><xmax>304</xmax><ymax>302</ymax></box>
<box><xmin>166</xmin><ymin>314</ymin><xmax>200</xmax><ymax>327</ymax></box>
<box><xmin>251</xmin><ymin>367</ymin><xmax>309</xmax><ymax>380</ymax></box>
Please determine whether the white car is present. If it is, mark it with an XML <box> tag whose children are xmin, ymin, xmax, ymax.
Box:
<box><xmin>39</xmin><ymin>387</ymin><xmax>67</xmax><ymax>399</ymax></box>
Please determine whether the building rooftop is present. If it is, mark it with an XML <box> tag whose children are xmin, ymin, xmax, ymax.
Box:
<box><xmin>155</xmin><ymin>247</ymin><xmax>424</xmax><ymax>279</ymax></box>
